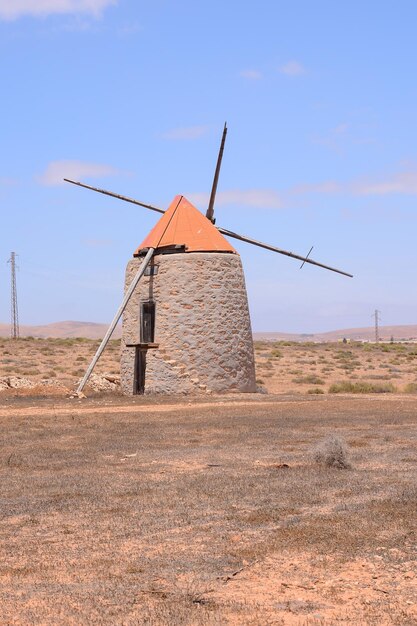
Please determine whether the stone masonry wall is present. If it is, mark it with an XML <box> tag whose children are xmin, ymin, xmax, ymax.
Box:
<box><xmin>121</xmin><ymin>252</ymin><xmax>256</xmax><ymax>395</ymax></box>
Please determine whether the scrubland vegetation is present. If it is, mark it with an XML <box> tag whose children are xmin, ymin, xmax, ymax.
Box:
<box><xmin>253</xmin><ymin>339</ymin><xmax>417</xmax><ymax>395</ymax></box>
<box><xmin>2</xmin><ymin>337</ymin><xmax>417</xmax><ymax>397</ymax></box>
<box><xmin>0</xmin><ymin>395</ymin><xmax>416</xmax><ymax>624</ymax></box>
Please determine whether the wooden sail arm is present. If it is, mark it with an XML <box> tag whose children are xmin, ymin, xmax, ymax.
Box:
<box><xmin>206</xmin><ymin>122</ymin><xmax>227</xmax><ymax>223</ymax></box>
<box><xmin>216</xmin><ymin>227</ymin><xmax>353</xmax><ymax>278</ymax></box>
<box><xmin>64</xmin><ymin>179</ymin><xmax>353</xmax><ymax>278</ymax></box>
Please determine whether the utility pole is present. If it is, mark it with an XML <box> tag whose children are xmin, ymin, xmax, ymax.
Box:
<box><xmin>373</xmin><ymin>309</ymin><xmax>381</xmax><ymax>344</ymax></box>
<box><xmin>7</xmin><ymin>252</ymin><xmax>19</xmax><ymax>339</ymax></box>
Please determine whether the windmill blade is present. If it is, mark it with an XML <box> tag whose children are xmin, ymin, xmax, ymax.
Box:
<box><xmin>64</xmin><ymin>178</ymin><xmax>164</xmax><ymax>214</ymax></box>
<box><xmin>64</xmin><ymin>179</ymin><xmax>352</xmax><ymax>277</ymax></box>
<box><xmin>217</xmin><ymin>226</ymin><xmax>353</xmax><ymax>278</ymax></box>
<box><xmin>206</xmin><ymin>122</ymin><xmax>227</xmax><ymax>223</ymax></box>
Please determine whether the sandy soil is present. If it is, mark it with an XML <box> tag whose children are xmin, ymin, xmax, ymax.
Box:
<box><xmin>1</xmin><ymin>393</ymin><xmax>416</xmax><ymax>625</ymax></box>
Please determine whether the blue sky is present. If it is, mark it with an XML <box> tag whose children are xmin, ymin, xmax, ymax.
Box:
<box><xmin>1</xmin><ymin>0</ymin><xmax>416</xmax><ymax>332</ymax></box>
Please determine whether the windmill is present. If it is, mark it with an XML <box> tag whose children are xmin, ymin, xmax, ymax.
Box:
<box><xmin>65</xmin><ymin>124</ymin><xmax>352</xmax><ymax>395</ymax></box>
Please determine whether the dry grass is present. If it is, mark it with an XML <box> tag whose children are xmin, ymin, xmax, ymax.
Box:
<box><xmin>292</xmin><ymin>375</ymin><xmax>325</xmax><ymax>385</ymax></box>
<box><xmin>404</xmin><ymin>382</ymin><xmax>417</xmax><ymax>393</ymax></box>
<box><xmin>329</xmin><ymin>381</ymin><xmax>397</xmax><ymax>394</ymax></box>
<box><xmin>0</xmin><ymin>394</ymin><xmax>416</xmax><ymax>624</ymax></box>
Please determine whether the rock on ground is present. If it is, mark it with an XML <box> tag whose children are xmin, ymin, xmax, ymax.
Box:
<box><xmin>80</xmin><ymin>373</ymin><xmax>120</xmax><ymax>393</ymax></box>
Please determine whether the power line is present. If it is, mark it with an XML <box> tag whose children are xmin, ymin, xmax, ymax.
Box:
<box><xmin>7</xmin><ymin>252</ymin><xmax>19</xmax><ymax>339</ymax></box>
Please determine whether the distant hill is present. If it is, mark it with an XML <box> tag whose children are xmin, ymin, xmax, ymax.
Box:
<box><xmin>0</xmin><ymin>321</ymin><xmax>121</xmax><ymax>339</ymax></box>
<box><xmin>254</xmin><ymin>325</ymin><xmax>417</xmax><ymax>343</ymax></box>
<box><xmin>1</xmin><ymin>321</ymin><xmax>416</xmax><ymax>342</ymax></box>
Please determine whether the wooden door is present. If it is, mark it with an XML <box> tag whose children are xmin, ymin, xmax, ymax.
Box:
<box><xmin>133</xmin><ymin>348</ymin><xmax>146</xmax><ymax>395</ymax></box>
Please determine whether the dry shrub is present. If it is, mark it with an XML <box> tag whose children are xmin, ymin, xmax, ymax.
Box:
<box><xmin>396</xmin><ymin>484</ymin><xmax>417</xmax><ymax>503</ymax></box>
<box><xmin>292</xmin><ymin>375</ymin><xmax>324</xmax><ymax>385</ymax></box>
<box><xmin>312</xmin><ymin>435</ymin><xmax>351</xmax><ymax>469</ymax></box>
<box><xmin>270</xmin><ymin>349</ymin><xmax>282</xmax><ymax>358</ymax></box>
<box><xmin>403</xmin><ymin>382</ymin><xmax>417</xmax><ymax>393</ymax></box>
<box><xmin>329</xmin><ymin>381</ymin><xmax>396</xmax><ymax>394</ymax></box>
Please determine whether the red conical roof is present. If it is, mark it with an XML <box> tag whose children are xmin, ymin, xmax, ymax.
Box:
<box><xmin>134</xmin><ymin>195</ymin><xmax>236</xmax><ymax>255</ymax></box>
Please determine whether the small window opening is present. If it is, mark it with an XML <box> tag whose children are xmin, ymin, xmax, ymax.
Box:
<box><xmin>145</xmin><ymin>265</ymin><xmax>158</xmax><ymax>276</ymax></box>
<box><xmin>141</xmin><ymin>301</ymin><xmax>155</xmax><ymax>343</ymax></box>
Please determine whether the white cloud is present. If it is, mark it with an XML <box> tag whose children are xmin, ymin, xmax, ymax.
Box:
<box><xmin>218</xmin><ymin>189</ymin><xmax>283</xmax><ymax>208</ymax></box>
<box><xmin>0</xmin><ymin>0</ymin><xmax>117</xmax><ymax>21</ymax></box>
<box><xmin>186</xmin><ymin>165</ymin><xmax>417</xmax><ymax>213</ymax></box>
<box><xmin>290</xmin><ymin>181</ymin><xmax>342</xmax><ymax>195</ymax></box>
<box><xmin>353</xmin><ymin>169</ymin><xmax>417</xmax><ymax>196</ymax></box>
<box><xmin>0</xmin><ymin>176</ymin><xmax>18</xmax><ymax>186</ymax></box>
<box><xmin>83</xmin><ymin>238</ymin><xmax>113</xmax><ymax>248</ymax></box>
<box><xmin>312</xmin><ymin>123</ymin><xmax>350</xmax><ymax>154</ymax></box>
<box><xmin>239</xmin><ymin>69</ymin><xmax>262</xmax><ymax>80</ymax></box>
<box><xmin>161</xmin><ymin>126</ymin><xmax>209</xmax><ymax>140</ymax></box>
<box><xmin>39</xmin><ymin>160</ymin><xmax>121</xmax><ymax>186</ymax></box>
<box><xmin>279</xmin><ymin>60</ymin><xmax>305</xmax><ymax>76</ymax></box>
<box><xmin>117</xmin><ymin>21</ymin><xmax>142</xmax><ymax>36</ymax></box>
<box><xmin>188</xmin><ymin>189</ymin><xmax>283</xmax><ymax>210</ymax></box>
<box><xmin>289</xmin><ymin>165</ymin><xmax>417</xmax><ymax>198</ymax></box>
<box><xmin>333</xmin><ymin>123</ymin><xmax>348</xmax><ymax>135</ymax></box>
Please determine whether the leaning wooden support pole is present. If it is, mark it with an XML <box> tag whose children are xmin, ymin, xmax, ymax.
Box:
<box><xmin>77</xmin><ymin>247</ymin><xmax>155</xmax><ymax>394</ymax></box>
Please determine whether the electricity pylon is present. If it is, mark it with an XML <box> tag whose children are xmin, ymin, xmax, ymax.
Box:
<box><xmin>373</xmin><ymin>309</ymin><xmax>381</xmax><ymax>344</ymax></box>
<box><xmin>7</xmin><ymin>252</ymin><xmax>19</xmax><ymax>339</ymax></box>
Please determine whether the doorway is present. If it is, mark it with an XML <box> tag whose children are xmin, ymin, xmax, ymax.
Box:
<box><xmin>133</xmin><ymin>347</ymin><xmax>146</xmax><ymax>395</ymax></box>
<box><xmin>132</xmin><ymin>301</ymin><xmax>156</xmax><ymax>395</ymax></box>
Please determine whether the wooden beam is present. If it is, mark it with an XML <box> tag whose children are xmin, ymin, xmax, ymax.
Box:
<box><xmin>76</xmin><ymin>247</ymin><xmax>155</xmax><ymax>394</ymax></box>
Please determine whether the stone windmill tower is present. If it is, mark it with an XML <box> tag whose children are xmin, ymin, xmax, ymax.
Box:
<box><xmin>65</xmin><ymin>124</ymin><xmax>352</xmax><ymax>396</ymax></box>
<box><xmin>121</xmin><ymin>195</ymin><xmax>256</xmax><ymax>394</ymax></box>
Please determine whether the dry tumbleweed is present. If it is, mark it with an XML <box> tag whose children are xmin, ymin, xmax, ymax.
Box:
<box><xmin>312</xmin><ymin>435</ymin><xmax>351</xmax><ymax>469</ymax></box>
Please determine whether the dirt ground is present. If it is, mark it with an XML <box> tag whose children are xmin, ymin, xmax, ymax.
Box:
<box><xmin>1</xmin><ymin>392</ymin><xmax>416</xmax><ymax>625</ymax></box>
